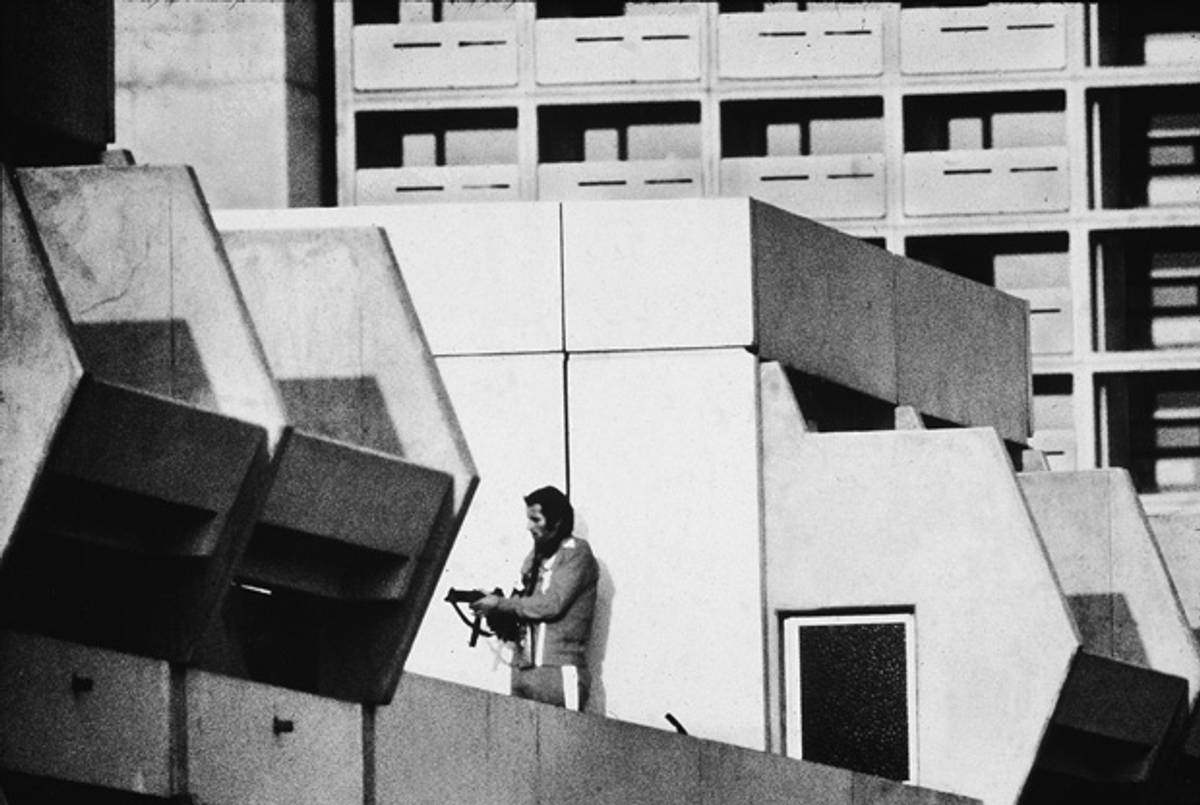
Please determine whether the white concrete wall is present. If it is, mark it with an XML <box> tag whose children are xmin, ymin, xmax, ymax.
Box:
<box><xmin>215</xmin><ymin>203</ymin><xmax>563</xmax><ymax>356</ymax></box>
<box><xmin>1150</xmin><ymin>511</ymin><xmax>1200</xmax><ymax>634</ymax></box>
<box><xmin>404</xmin><ymin>353</ymin><xmax>568</xmax><ymax>697</ymax></box>
<box><xmin>761</xmin><ymin>361</ymin><xmax>1079</xmax><ymax>804</ymax></box>
<box><xmin>1020</xmin><ymin>470</ymin><xmax>1200</xmax><ymax>697</ymax></box>
<box><xmin>221</xmin><ymin>227</ymin><xmax>475</xmax><ymax>511</ymax></box>
<box><xmin>561</xmin><ymin>199</ymin><xmax>755</xmax><ymax>352</ymax></box>
<box><xmin>567</xmin><ymin>348</ymin><xmax>765</xmax><ymax>748</ymax></box>
<box><xmin>209</xmin><ymin>200</ymin><xmax>1040</xmax><ymax>763</ymax></box>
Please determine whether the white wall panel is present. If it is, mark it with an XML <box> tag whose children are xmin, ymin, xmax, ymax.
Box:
<box><xmin>214</xmin><ymin>203</ymin><xmax>563</xmax><ymax>356</ymax></box>
<box><xmin>567</xmin><ymin>349</ymin><xmax>764</xmax><ymax>749</ymax></box>
<box><xmin>355</xmin><ymin>165</ymin><xmax>521</xmax><ymax>205</ymax></box>
<box><xmin>353</xmin><ymin>21</ymin><xmax>519</xmax><ymax>91</ymax></box>
<box><xmin>538</xmin><ymin>160</ymin><xmax>703</xmax><ymax>202</ymax></box>
<box><xmin>903</xmin><ymin>147</ymin><xmax>1070</xmax><ymax>216</ymax></box>
<box><xmin>900</xmin><ymin>4</ymin><xmax>1067</xmax><ymax>74</ymax></box>
<box><xmin>720</xmin><ymin>154</ymin><xmax>886</xmax><ymax>220</ymax></box>
<box><xmin>562</xmin><ymin>199</ymin><xmax>755</xmax><ymax>352</ymax></box>
<box><xmin>405</xmin><ymin>353</ymin><xmax>567</xmax><ymax>695</ymax></box>
<box><xmin>718</xmin><ymin>8</ymin><xmax>883</xmax><ymax>79</ymax></box>
<box><xmin>535</xmin><ymin>15</ymin><xmax>702</xmax><ymax>85</ymax></box>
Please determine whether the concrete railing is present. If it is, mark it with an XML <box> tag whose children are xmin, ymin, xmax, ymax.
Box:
<box><xmin>376</xmin><ymin>673</ymin><xmax>979</xmax><ymax>805</ymax></box>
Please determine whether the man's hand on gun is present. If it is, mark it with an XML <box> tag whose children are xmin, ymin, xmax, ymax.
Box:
<box><xmin>445</xmin><ymin>587</ymin><xmax>523</xmax><ymax>646</ymax></box>
<box><xmin>469</xmin><ymin>593</ymin><xmax>503</xmax><ymax>614</ymax></box>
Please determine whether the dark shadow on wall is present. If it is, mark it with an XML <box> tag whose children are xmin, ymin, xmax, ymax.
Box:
<box><xmin>278</xmin><ymin>375</ymin><xmax>404</xmax><ymax>457</ymax></box>
<box><xmin>586</xmin><ymin>557</ymin><xmax>614</xmax><ymax>717</ymax></box>
<box><xmin>1067</xmin><ymin>592</ymin><xmax>1149</xmax><ymax>668</ymax></box>
<box><xmin>75</xmin><ymin>319</ymin><xmax>216</xmax><ymax>410</ymax></box>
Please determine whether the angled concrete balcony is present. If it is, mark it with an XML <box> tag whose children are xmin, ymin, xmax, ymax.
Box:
<box><xmin>215</xmin><ymin>225</ymin><xmax>477</xmax><ymax>703</ymax></box>
<box><xmin>0</xmin><ymin>165</ymin><xmax>279</xmax><ymax>662</ymax></box>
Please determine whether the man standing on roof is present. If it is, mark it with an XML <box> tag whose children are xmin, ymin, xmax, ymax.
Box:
<box><xmin>472</xmin><ymin>485</ymin><xmax>599</xmax><ymax>711</ymax></box>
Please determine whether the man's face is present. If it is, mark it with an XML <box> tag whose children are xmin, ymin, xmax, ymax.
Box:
<box><xmin>526</xmin><ymin>503</ymin><xmax>559</xmax><ymax>547</ymax></box>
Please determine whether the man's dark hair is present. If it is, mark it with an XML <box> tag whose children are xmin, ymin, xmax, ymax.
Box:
<box><xmin>524</xmin><ymin>485</ymin><xmax>574</xmax><ymax>537</ymax></box>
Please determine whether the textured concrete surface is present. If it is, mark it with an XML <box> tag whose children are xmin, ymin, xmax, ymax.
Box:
<box><xmin>895</xmin><ymin>258</ymin><xmax>1029</xmax><ymax>443</ymax></box>
<box><xmin>186</xmin><ymin>671</ymin><xmax>362</xmax><ymax>805</ymax></box>
<box><xmin>753</xmin><ymin>201</ymin><xmax>897</xmax><ymax>404</ymax></box>
<box><xmin>752</xmin><ymin>200</ymin><xmax>1030</xmax><ymax>443</ymax></box>
<box><xmin>537</xmin><ymin>705</ymin><xmax>702</xmax><ymax>805</ymax></box>
<box><xmin>762</xmin><ymin>367</ymin><xmax>1077</xmax><ymax>804</ymax></box>
<box><xmin>0</xmin><ymin>169</ymin><xmax>82</xmax><ymax>559</ymax></box>
<box><xmin>1020</xmin><ymin>470</ymin><xmax>1200</xmax><ymax>696</ymax></box>
<box><xmin>378</xmin><ymin>673</ymin><xmax>979</xmax><ymax>805</ymax></box>
<box><xmin>376</xmin><ymin>673</ymin><xmax>536</xmax><ymax>805</ymax></box>
<box><xmin>0</xmin><ymin>631</ymin><xmax>172</xmax><ymax>796</ymax></box>
<box><xmin>1150</xmin><ymin>511</ymin><xmax>1200</xmax><ymax>636</ymax></box>
<box><xmin>17</xmin><ymin>166</ymin><xmax>287</xmax><ymax>443</ymax></box>
<box><xmin>1</xmin><ymin>377</ymin><xmax>272</xmax><ymax>663</ymax></box>
<box><xmin>220</xmin><ymin>225</ymin><xmax>479</xmax><ymax>704</ymax></box>
<box><xmin>114</xmin><ymin>0</ymin><xmax>321</xmax><ymax>208</ymax></box>
<box><xmin>698</xmin><ymin>738</ymin><xmax>853</xmax><ymax>805</ymax></box>
<box><xmin>221</xmin><ymin>226</ymin><xmax>476</xmax><ymax>512</ymax></box>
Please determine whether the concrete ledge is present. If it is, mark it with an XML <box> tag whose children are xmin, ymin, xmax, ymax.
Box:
<box><xmin>378</xmin><ymin>674</ymin><xmax>978</xmax><ymax>805</ymax></box>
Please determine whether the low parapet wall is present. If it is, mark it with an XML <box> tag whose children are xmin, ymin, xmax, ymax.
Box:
<box><xmin>377</xmin><ymin>672</ymin><xmax>979</xmax><ymax>805</ymax></box>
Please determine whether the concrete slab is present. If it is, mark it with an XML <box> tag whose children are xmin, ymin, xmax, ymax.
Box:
<box><xmin>1</xmin><ymin>378</ymin><xmax>272</xmax><ymax>661</ymax></box>
<box><xmin>894</xmin><ymin>258</ymin><xmax>1030</xmax><ymax>444</ymax></box>
<box><xmin>221</xmin><ymin>226</ymin><xmax>476</xmax><ymax>513</ymax></box>
<box><xmin>752</xmin><ymin>201</ymin><xmax>896</xmax><ymax>404</ymax></box>
<box><xmin>851</xmin><ymin>774</ymin><xmax>978</xmax><ymax>804</ymax></box>
<box><xmin>536</xmin><ymin>707</ymin><xmax>702</xmax><ymax>805</ymax></box>
<box><xmin>0</xmin><ymin>168</ymin><xmax>82</xmax><ymax>559</ymax></box>
<box><xmin>186</xmin><ymin>670</ymin><xmax>363</xmax><ymax>805</ymax></box>
<box><xmin>0</xmin><ymin>631</ymin><xmax>172</xmax><ymax>796</ymax></box>
<box><xmin>1150</xmin><ymin>511</ymin><xmax>1200</xmax><ymax>638</ymax></box>
<box><xmin>698</xmin><ymin>739</ymin><xmax>853</xmax><ymax>805</ymax></box>
<box><xmin>114</xmin><ymin>1</ymin><xmax>320</xmax><ymax>209</ymax></box>
<box><xmin>217</xmin><ymin>226</ymin><xmax>479</xmax><ymax>702</ymax></box>
<box><xmin>16</xmin><ymin>165</ymin><xmax>286</xmax><ymax>443</ymax></box>
<box><xmin>1020</xmin><ymin>470</ymin><xmax>1200</xmax><ymax>696</ymax></box>
<box><xmin>376</xmin><ymin>673</ymin><xmax>536</xmax><ymax>805</ymax></box>
<box><xmin>752</xmin><ymin>200</ymin><xmax>1029</xmax><ymax>442</ymax></box>
<box><xmin>246</xmin><ymin>431</ymin><xmax>455</xmax><ymax>599</ymax></box>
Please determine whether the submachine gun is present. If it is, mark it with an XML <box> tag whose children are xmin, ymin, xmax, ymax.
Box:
<box><xmin>444</xmin><ymin>588</ymin><xmax>524</xmax><ymax>647</ymax></box>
